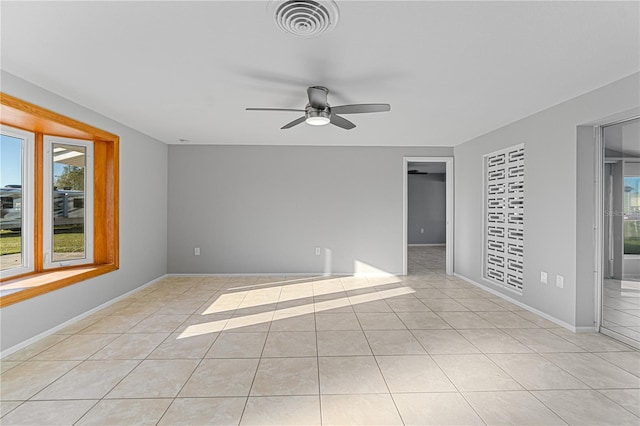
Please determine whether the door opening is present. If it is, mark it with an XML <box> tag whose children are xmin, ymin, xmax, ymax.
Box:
<box><xmin>403</xmin><ymin>157</ymin><xmax>453</xmax><ymax>276</ymax></box>
<box><xmin>599</xmin><ymin>117</ymin><xmax>640</xmax><ymax>348</ymax></box>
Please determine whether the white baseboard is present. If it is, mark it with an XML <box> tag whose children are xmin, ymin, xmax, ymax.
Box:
<box><xmin>167</xmin><ymin>272</ymin><xmax>402</xmax><ymax>278</ymax></box>
<box><xmin>408</xmin><ymin>244</ymin><xmax>446</xmax><ymax>247</ymax></box>
<box><xmin>453</xmin><ymin>273</ymin><xmax>581</xmax><ymax>332</ymax></box>
<box><xmin>1</xmin><ymin>274</ymin><xmax>168</xmax><ymax>359</ymax></box>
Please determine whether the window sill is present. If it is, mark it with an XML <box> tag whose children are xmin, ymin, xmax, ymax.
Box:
<box><xmin>0</xmin><ymin>264</ymin><xmax>118</xmax><ymax>308</ymax></box>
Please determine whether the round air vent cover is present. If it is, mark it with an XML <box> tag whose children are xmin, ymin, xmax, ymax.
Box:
<box><xmin>269</xmin><ymin>0</ymin><xmax>339</xmax><ymax>38</ymax></box>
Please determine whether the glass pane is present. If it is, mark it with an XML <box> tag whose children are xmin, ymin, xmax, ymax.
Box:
<box><xmin>0</xmin><ymin>134</ymin><xmax>23</xmax><ymax>271</ymax></box>
<box><xmin>624</xmin><ymin>175</ymin><xmax>640</xmax><ymax>255</ymax></box>
<box><xmin>52</xmin><ymin>143</ymin><xmax>86</xmax><ymax>262</ymax></box>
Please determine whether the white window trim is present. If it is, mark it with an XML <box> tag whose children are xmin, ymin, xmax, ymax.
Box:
<box><xmin>0</xmin><ymin>126</ymin><xmax>35</xmax><ymax>279</ymax></box>
<box><xmin>43</xmin><ymin>136</ymin><xmax>94</xmax><ymax>269</ymax></box>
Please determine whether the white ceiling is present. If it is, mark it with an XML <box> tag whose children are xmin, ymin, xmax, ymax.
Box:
<box><xmin>2</xmin><ymin>1</ymin><xmax>638</xmax><ymax>147</ymax></box>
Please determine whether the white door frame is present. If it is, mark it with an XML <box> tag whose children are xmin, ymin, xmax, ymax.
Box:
<box><xmin>403</xmin><ymin>157</ymin><xmax>454</xmax><ymax>275</ymax></box>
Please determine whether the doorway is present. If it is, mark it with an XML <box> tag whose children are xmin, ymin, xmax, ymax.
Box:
<box><xmin>402</xmin><ymin>157</ymin><xmax>453</xmax><ymax>276</ymax></box>
<box><xmin>600</xmin><ymin>117</ymin><xmax>640</xmax><ymax>348</ymax></box>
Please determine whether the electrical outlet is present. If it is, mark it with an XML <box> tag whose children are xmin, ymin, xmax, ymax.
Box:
<box><xmin>420</xmin><ymin>228</ymin><xmax>424</xmax><ymax>234</ymax></box>
<box><xmin>315</xmin><ymin>247</ymin><xmax>321</xmax><ymax>256</ymax></box>
<box><xmin>540</xmin><ymin>271</ymin><xmax>547</xmax><ymax>284</ymax></box>
<box><xmin>556</xmin><ymin>275</ymin><xmax>564</xmax><ymax>288</ymax></box>
<box><xmin>194</xmin><ymin>247</ymin><xmax>200</xmax><ymax>256</ymax></box>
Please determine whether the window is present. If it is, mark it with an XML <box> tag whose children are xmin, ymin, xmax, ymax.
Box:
<box><xmin>483</xmin><ymin>145</ymin><xmax>525</xmax><ymax>294</ymax></box>
<box><xmin>0</xmin><ymin>93</ymin><xmax>119</xmax><ymax>307</ymax></box>
<box><xmin>624</xmin><ymin>175</ymin><xmax>640</xmax><ymax>255</ymax></box>
<box><xmin>0</xmin><ymin>127</ymin><xmax>34</xmax><ymax>277</ymax></box>
<box><xmin>44</xmin><ymin>137</ymin><xmax>94</xmax><ymax>268</ymax></box>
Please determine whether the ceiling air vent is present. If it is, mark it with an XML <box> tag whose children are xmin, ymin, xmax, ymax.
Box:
<box><xmin>269</xmin><ymin>0</ymin><xmax>339</xmax><ymax>38</ymax></box>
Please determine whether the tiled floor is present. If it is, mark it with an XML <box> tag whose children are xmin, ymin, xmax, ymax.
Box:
<box><xmin>1</xmin><ymin>246</ymin><xmax>639</xmax><ymax>425</ymax></box>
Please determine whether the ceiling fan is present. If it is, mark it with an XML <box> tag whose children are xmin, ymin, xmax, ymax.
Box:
<box><xmin>246</xmin><ymin>86</ymin><xmax>390</xmax><ymax>130</ymax></box>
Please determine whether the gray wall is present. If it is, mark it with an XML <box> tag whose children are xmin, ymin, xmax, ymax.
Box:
<box><xmin>168</xmin><ymin>145</ymin><xmax>453</xmax><ymax>275</ymax></box>
<box><xmin>454</xmin><ymin>72</ymin><xmax>639</xmax><ymax>328</ymax></box>
<box><xmin>0</xmin><ymin>72</ymin><xmax>168</xmax><ymax>351</ymax></box>
<box><xmin>408</xmin><ymin>173</ymin><xmax>446</xmax><ymax>244</ymax></box>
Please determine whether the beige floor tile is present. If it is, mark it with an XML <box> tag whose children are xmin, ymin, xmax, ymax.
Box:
<box><xmin>351</xmin><ymin>299</ymin><xmax>394</xmax><ymax>313</ymax></box>
<box><xmin>313</xmin><ymin>298</ymin><xmax>355</xmax><ymax>314</ymax></box>
<box><xmin>488</xmin><ymin>353</ymin><xmax>589</xmax><ymax>390</ymax></box>
<box><xmin>543</xmin><ymin>352</ymin><xmax>640</xmax><ymax>388</ymax></box>
<box><xmin>438</xmin><ymin>311</ymin><xmax>496</xmax><ymax>329</ymax></box>
<box><xmin>224</xmin><ymin>313</ymin><xmax>274</xmax><ymax>332</ymax></box>
<box><xmin>456</xmin><ymin>298</ymin><xmax>507</xmax><ymax>312</ymax></box>
<box><xmin>33</xmin><ymin>360</ymin><xmax>139</xmax><ymax>400</ymax></box>
<box><xmin>420</xmin><ymin>298</ymin><xmax>469</xmax><ymax>312</ymax></box>
<box><xmin>0</xmin><ymin>401</ymin><xmax>21</xmax><ymax>417</ymax></box>
<box><xmin>158</xmin><ymin>397</ymin><xmax>246</xmax><ymax>426</ymax></box>
<box><xmin>90</xmin><ymin>333</ymin><xmax>168</xmax><ymax>359</ymax></box>
<box><xmin>269</xmin><ymin>312</ymin><xmax>316</xmax><ymax>331</ymax></box>
<box><xmin>107</xmin><ymin>359</ymin><xmax>199</xmax><ymax>398</ymax></box>
<box><xmin>385</xmin><ymin>298</ymin><xmax>430</xmax><ymax>312</ymax></box>
<box><xmin>156</xmin><ymin>300</ymin><xmax>207</xmax><ymax>315</ymax></box>
<box><xmin>441</xmin><ymin>289</ymin><xmax>488</xmax><ymax>299</ymax></box>
<box><xmin>412</xmin><ymin>329</ymin><xmax>480</xmax><ymax>354</ymax></box>
<box><xmin>148</xmin><ymin>332</ymin><xmax>218</xmax><ymax>359</ymax></box>
<box><xmin>241</xmin><ymin>396</ymin><xmax>320</xmax><ymax>425</ymax></box>
<box><xmin>0</xmin><ymin>400</ymin><xmax>96</xmax><ymax>426</ymax></box>
<box><xmin>393</xmin><ymin>392</ymin><xmax>484</xmax><ymax>425</ymax></box>
<box><xmin>315</xmin><ymin>312</ymin><xmax>361</xmax><ymax>330</ymax></box>
<box><xmin>598</xmin><ymin>389</ymin><xmax>640</xmax><ymax>416</ymax></box>
<box><xmin>33</xmin><ymin>334</ymin><xmax>118</xmax><ymax>360</ymax></box>
<box><xmin>464</xmin><ymin>391</ymin><xmax>567</xmax><ymax>425</ymax></box>
<box><xmin>432</xmin><ymin>354</ymin><xmax>523</xmax><ymax>391</ymax></box>
<box><xmin>594</xmin><ymin>351</ymin><xmax>640</xmax><ymax>376</ymax></box>
<box><xmin>319</xmin><ymin>356</ymin><xmax>388</xmax><ymax>394</ymax></box>
<box><xmin>321</xmin><ymin>394</ymin><xmax>403</xmax><ymax>426</ymax></box>
<box><xmin>0</xmin><ymin>360</ymin><xmax>80</xmax><ymax>400</ymax></box>
<box><xmin>458</xmin><ymin>328</ymin><xmax>533</xmax><ymax>353</ymax></box>
<box><xmin>177</xmin><ymin>313</ymin><xmax>230</xmax><ymax>334</ymax></box>
<box><xmin>505</xmin><ymin>329</ymin><xmax>585</xmax><ymax>352</ymax></box>
<box><xmin>532</xmin><ymin>390</ymin><xmax>640</xmax><ymax>425</ymax></box>
<box><xmin>549</xmin><ymin>329</ymin><xmax>631</xmax><ymax>352</ymax></box>
<box><xmin>376</xmin><ymin>355</ymin><xmax>455</xmax><ymax>392</ymax></box>
<box><xmin>476</xmin><ymin>311</ymin><xmax>540</xmax><ymax>328</ymax></box>
<box><xmin>413</xmin><ymin>289</ymin><xmax>449</xmax><ymax>299</ymax></box>
<box><xmin>396</xmin><ymin>311</ymin><xmax>451</xmax><ymax>329</ymax></box>
<box><xmin>514</xmin><ymin>311</ymin><xmax>562</xmax><ymax>328</ymax></box>
<box><xmin>56</xmin><ymin>315</ymin><xmax>103</xmax><ymax>334</ymax></box>
<box><xmin>276</xmin><ymin>297</ymin><xmax>316</xmax><ymax>314</ymax></box>
<box><xmin>206</xmin><ymin>332</ymin><xmax>267</xmax><ymax>358</ymax></box>
<box><xmin>78</xmin><ymin>315</ymin><xmax>146</xmax><ymax>334</ymax></box>
<box><xmin>76</xmin><ymin>398</ymin><xmax>172</xmax><ymax>426</ymax></box>
<box><xmin>251</xmin><ymin>357</ymin><xmax>319</xmax><ymax>396</ymax></box>
<box><xmin>364</xmin><ymin>330</ymin><xmax>426</xmax><ymax>355</ymax></box>
<box><xmin>127</xmin><ymin>314</ymin><xmax>190</xmax><ymax>333</ymax></box>
<box><xmin>356</xmin><ymin>312</ymin><xmax>406</xmax><ymax>330</ymax></box>
<box><xmin>2</xmin><ymin>334</ymin><xmax>71</xmax><ymax>361</ymax></box>
<box><xmin>317</xmin><ymin>330</ymin><xmax>372</xmax><ymax>356</ymax></box>
<box><xmin>0</xmin><ymin>361</ymin><xmax>21</xmax><ymax>374</ymax></box>
<box><xmin>180</xmin><ymin>358</ymin><xmax>259</xmax><ymax>397</ymax></box>
<box><xmin>262</xmin><ymin>331</ymin><xmax>317</xmax><ymax>357</ymax></box>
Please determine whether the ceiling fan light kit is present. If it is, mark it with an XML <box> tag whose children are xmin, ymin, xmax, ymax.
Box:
<box><xmin>269</xmin><ymin>0</ymin><xmax>340</xmax><ymax>38</ymax></box>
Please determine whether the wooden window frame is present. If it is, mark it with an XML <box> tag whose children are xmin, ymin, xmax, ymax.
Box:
<box><xmin>0</xmin><ymin>93</ymin><xmax>119</xmax><ymax>307</ymax></box>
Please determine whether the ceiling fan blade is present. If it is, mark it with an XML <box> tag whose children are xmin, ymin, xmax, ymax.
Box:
<box><xmin>246</xmin><ymin>108</ymin><xmax>305</xmax><ymax>112</ymax></box>
<box><xmin>330</xmin><ymin>114</ymin><xmax>356</xmax><ymax>130</ymax></box>
<box><xmin>331</xmin><ymin>104</ymin><xmax>391</xmax><ymax>114</ymax></box>
<box><xmin>307</xmin><ymin>86</ymin><xmax>329</xmax><ymax>109</ymax></box>
<box><xmin>281</xmin><ymin>116</ymin><xmax>306</xmax><ymax>129</ymax></box>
